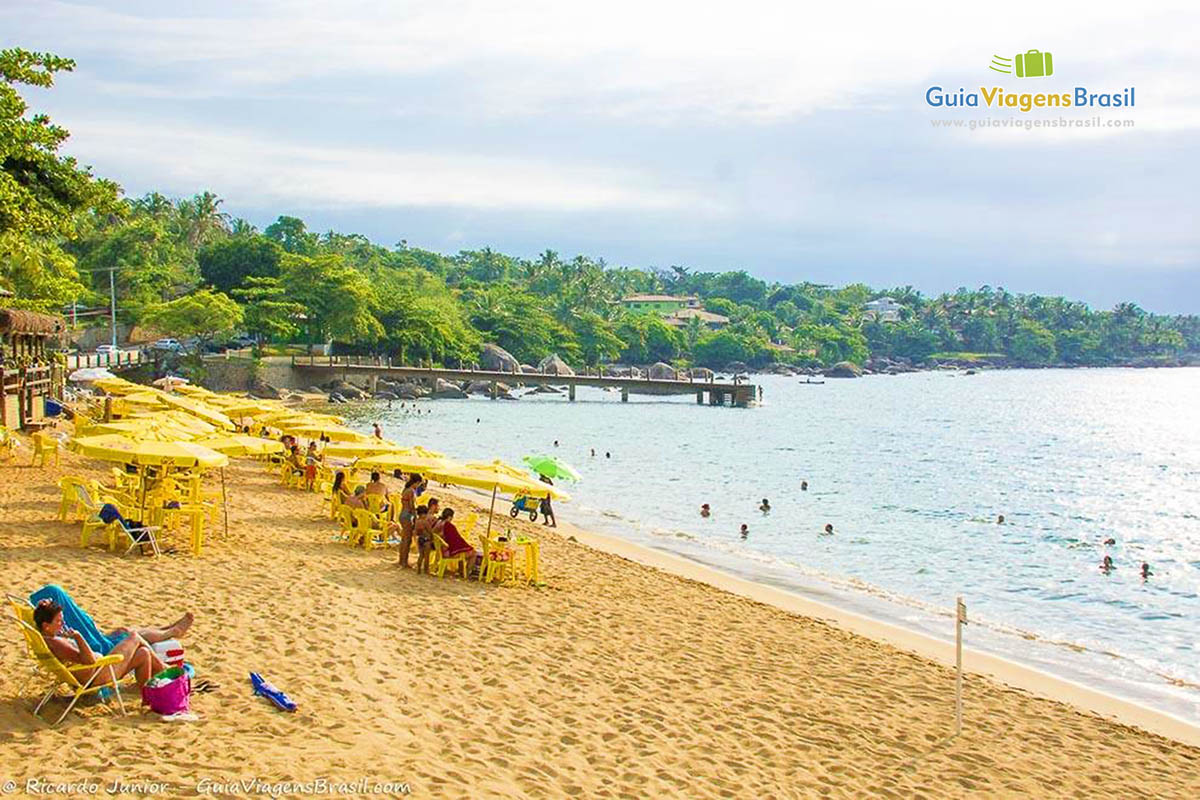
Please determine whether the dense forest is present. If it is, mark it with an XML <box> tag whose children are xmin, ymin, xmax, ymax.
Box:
<box><xmin>4</xmin><ymin>49</ymin><xmax>1198</xmax><ymax>371</ymax></box>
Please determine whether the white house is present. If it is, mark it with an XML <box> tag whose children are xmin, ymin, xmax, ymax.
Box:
<box><xmin>863</xmin><ymin>297</ymin><xmax>903</xmax><ymax>322</ymax></box>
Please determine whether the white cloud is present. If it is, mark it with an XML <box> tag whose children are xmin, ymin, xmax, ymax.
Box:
<box><xmin>60</xmin><ymin>116</ymin><xmax>719</xmax><ymax>213</ymax></box>
<box><xmin>16</xmin><ymin>0</ymin><xmax>1200</xmax><ymax>123</ymax></box>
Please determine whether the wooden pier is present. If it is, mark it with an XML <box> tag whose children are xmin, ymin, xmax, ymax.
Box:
<box><xmin>290</xmin><ymin>355</ymin><xmax>760</xmax><ymax>407</ymax></box>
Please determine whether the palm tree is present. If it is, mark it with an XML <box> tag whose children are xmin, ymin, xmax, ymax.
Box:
<box><xmin>177</xmin><ymin>191</ymin><xmax>230</xmax><ymax>247</ymax></box>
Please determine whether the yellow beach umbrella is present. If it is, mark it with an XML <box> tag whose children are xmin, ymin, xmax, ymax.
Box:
<box><xmin>280</xmin><ymin>423</ymin><xmax>367</xmax><ymax>443</ymax></box>
<box><xmin>194</xmin><ymin>434</ymin><xmax>285</xmax><ymax>458</ymax></box>
<box><xmin>85</xmin><ymin>419</ymin><xmax>200</xmax><ymax>441</ymax></box>
<box><xmin>320</xmin><ymin>440</ymin><xmax>405</xmax><ymax>459</ymax></box>
<box><xmin>435</xmin><ymin>460</ymin><xmax>570</xmax><ymax>500</ymax></box>
<box><xmin>70</xmin><ymin>434</ymin><xmax>229</xmax><ymax>469</ymax></box>
<box><xmin>356</xmin><ymin>451</ymin><xmax>457</xmax><ymax>474</ymax></box>
<box><xmin>258</xmin><ymin>409</ymin><xmax>346</xmax><ymax>425</ymax></box>
<box><xmin>427</xmin><ymin>458</ymin><xmax>568</xmax><ymax>539</ymax></box>
<box><xmin>120</xmin><ymin>391</ymin><xmax>166</xmax><ymax>408</ymax></box>
<box><xmin>126</xmin><ymin>410</ymin><xmax>217</xmax><ymax>436</ymax></box>
<box><xmin>158</xmin><ymin>393</ymin><xmax>235</xmax><ymax>431</ymax></box>
<box><xmin>93</xmin><ymin>377</ymin><xmax>144</xmax><ymax>395</ymax></box>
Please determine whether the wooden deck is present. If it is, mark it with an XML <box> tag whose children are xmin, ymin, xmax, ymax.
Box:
<box><xmin>290</xmin><ymin>355</ymin><xmax>760</xmax><ymax>407</ymax></box>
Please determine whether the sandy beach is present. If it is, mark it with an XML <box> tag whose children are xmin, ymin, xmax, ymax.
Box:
<box><xmin>3</xmin><ymin>435</ymin><xmax>1200</xmax><ymax>799</ymax></box>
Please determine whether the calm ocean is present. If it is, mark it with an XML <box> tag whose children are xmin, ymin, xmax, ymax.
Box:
<box><xmin>344</xmin><ymin>368</ymin><xmax>1200</xmax><ymax>724</ymax></box>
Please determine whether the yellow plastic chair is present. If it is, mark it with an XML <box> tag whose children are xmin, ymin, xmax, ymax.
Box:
<box><xmin>432</xmin><ymin>531</ymin><xmax>469</xmax><ymax>579</ymax></box>
<box><xmin>7</xmin><ymin>599</ymin><xmax>129</xmax><ymax>726</ymax></box>
<box><xmin>352</xmin><ymin>508</ymin><xmax>388</xmax><ymax>550</ymax></box>
<box><xmin>30</xmin><ymin>431</ymin><xmax>59</xmax><ymax>468</ymax></box>
<box><xmin>334</xmin><ymin>505</ymin><xmax>355</xmax><ymax>543</ymax></box>
<box><xmin>478</xmin><ymin>529</ymin><xmax>515</xmax><ymax>585</ymax></box>
<box><xmin>0</xmin><ymin>426</ymin><xmax>17</xmax><ymax>460</ymax></box>
<box><xmin>56</xmin><ymin>477</ymin><xmax>93</xmax><ymax>522</ymax></box>
<box><xmin>514</xmin><ymin>536</ymin><xmax>542</xmax><ymax>586</ymax></box>
<box><xmin>364</xmin><ymin>493</ymin><xmax>386</xmax><ymax>516</ymax></box>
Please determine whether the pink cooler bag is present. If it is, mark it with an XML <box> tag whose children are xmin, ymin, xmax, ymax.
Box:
<box><xmin>141</xmin><ymin>667</ymin><xmax>191</xmax><ymax>715</ymax></box>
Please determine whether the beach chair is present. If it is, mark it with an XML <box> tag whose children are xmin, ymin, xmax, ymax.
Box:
<box><xmin>30</xmin><ymin>431</ymin><xmax>59</xmax><ymax>468</ymax></box>
<box><xmin>0</xmin><ymin>426</ymin><xmax>17</xmax><ymax>460</ymax></box>
<box><xmin>74</xmin><ymin>485</ymin><xmax>161</xmax><ymax>556</ymax></box>
<box><xmin>57</xmin><ymin>476</ymin><xmax>93</xmax><ymax>522</ymax></box>
<box><xmin>477</xmin><ymin>529</ymin><xmax>515</xmax><ymax>585</ymax></box>
<box><xmin>352</xmin><ymin>508</ymin><xmax>388</xmax><ymax>550</ymax></box>
<box><xmin>334</xmin><ymin>505</ymin><xmax>354</xmax><ymax>543</ymax></box>
<box><xmin>7</xmin><ymin>599</ymin><xmax>129</xmax><ymax>726</ymax></box>
<box><xmin>432</xmin><ymin>532</ymin><xmax>469</xmax><ymax>579</ymax></box>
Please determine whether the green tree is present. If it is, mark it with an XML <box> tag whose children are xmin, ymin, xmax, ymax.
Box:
<box><xmin>570</xmin><ymin>312</ymin><xmax>625</xmax><ymax>366</ymax></box>
<box><xmin>230</xmin><ymin>276</ymin><xmax>303</xmax><ymax>342</ymax></box>
<box><xmin>0</xmin><ymin>48</ymin><xmax>121</xmax><ymax>309</ymax></box>
<box><xmin>371</xmin><ymin>267</ymin><xmax>480</xmax><ymax>365</ymax></box>
<box><xmin>142</xmin><ymin>289</ymin><xmax>244</xmax><ymax>344</ymax></box>
<box><xmin>279</xmin><ymin>253</ymin><xmax>381</xmax><ymax>347</ymax></box>
<box><xmin>692</xmin><ymin>330</ymin><xmax>763</xmax><ymax>369</ymax></box>
<box><xmin>616</xmin><ymin>314</ymin><xmax>681</xmax><ymax>364</ymax></box>
<box><xmin>1010</xmin><ymin>319</ymin><xmax>1057</xmax><ymax>364</ymax></box>
<box><xmin>198</xmin><ymin>235</ymin><xmax>282</xmax><ymax>294</ymax></box>
<box><xmin>264</xmin><ymin>215</ymin><xmax>318</xmax><ymax>255</ymax></box>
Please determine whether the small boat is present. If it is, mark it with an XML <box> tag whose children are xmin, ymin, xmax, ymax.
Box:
<box><xmin>799</xmin><ymin>378</ymin><xmax>825</xmax><ymax>385</ymax></box>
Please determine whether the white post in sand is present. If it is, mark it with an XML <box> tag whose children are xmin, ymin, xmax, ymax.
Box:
<box><xmin>955</xmin><ymin>596</ymin><xmax>967</xmax><ymax>735</ymax></box>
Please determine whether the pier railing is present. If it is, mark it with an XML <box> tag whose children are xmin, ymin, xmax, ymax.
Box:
<box><xmin>289</xmin><ymin>354</ymin><xmax>760</xmax><ymax>406</ymax></box>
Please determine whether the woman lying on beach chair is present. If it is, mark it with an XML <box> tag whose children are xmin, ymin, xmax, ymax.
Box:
<box><xmin>29</xmin><ymin>586</ymin><xmax>195</xmax><ymax>688</ymax></box>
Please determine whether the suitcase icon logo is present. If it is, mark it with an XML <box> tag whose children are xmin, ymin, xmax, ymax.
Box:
<box><xmin>989</xmin><ymin>50</ymin><xmax>1054</xmax><ymax>78</ymax></box>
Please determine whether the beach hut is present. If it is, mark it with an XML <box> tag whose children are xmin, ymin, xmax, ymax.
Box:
<box><xmin>0</xmin><ymin>308</ymin><xmax>67</xmax><ymax>429</ymax></box>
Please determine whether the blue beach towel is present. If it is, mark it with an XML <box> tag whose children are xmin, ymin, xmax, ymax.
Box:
<box><xmin>28</xmin><ymin>584</ymin><xmax>128</xmax><ymax>654</ymax></box>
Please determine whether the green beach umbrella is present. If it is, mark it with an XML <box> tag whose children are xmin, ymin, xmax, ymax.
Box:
<box><xmin>522</xmin><ymin>454</ymin><xmax>582</xmax><ymax>483</ymax></box>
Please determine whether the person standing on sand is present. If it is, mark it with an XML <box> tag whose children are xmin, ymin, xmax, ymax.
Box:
<box><xmin>373</xmin><ymin>422</ymin><xmax>383</xmax><ymax>440</ymax></box>
<box><xmin>413</xmin><ymin>505</ymin><xmax>433</xmax><ymax>574</ymax></box>
<box><xmin>539</xmin><ymin>475</ymin><xmax>557</xmax><ymax>527</ymax></box>
<box><xmin>397</xmin><ymin>473</ymin><xmax>423</xmax><ymax>567</ymax></box>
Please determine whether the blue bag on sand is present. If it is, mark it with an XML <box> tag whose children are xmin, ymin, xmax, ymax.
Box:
<box><xmin>250</xmin><ymin>672</ymin><xmax>297</xmax><ymax>712</ymax></box>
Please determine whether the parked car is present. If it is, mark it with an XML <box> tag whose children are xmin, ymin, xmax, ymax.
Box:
<box><xmin>153</xmin><ymin>338</ymin><xmax>183</xmax><ymax>352</ymax></box>
<box><xmin>95</xmin><ymin>344</ymin><xmax>121</xmax><ymax>356</ymax></box>
<box><xmin>228</xmin><ymin>335</ymin><xmax>256</xmax><ymax>349</ymax></box>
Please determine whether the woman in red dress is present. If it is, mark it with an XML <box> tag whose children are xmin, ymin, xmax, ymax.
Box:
<box><xmin>434</xmin><ymin>508</ymin><xmax>479</xmax><ymax>576</ymax></box>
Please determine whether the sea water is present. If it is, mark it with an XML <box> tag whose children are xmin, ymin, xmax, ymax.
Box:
<box><xmin>344</xmin><ymin>368</ymin><xmax>1200</xmax><ymax>724</ymax></box>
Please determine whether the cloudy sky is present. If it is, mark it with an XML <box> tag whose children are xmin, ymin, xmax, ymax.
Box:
<box><xmin>8</xmin><ymin>0</ymin><xmax>1199</xmax><ymax>312</ymax></box>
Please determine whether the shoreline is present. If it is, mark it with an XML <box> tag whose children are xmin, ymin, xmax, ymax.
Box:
<box><xmin>563</xmin><ymin>518</ymin><xmax>1200</xmax><ymax>748</ymax></box>
<box><xmin>440</xmin><ymin>484</ymin><xmax>1200</xmax><ymax>749</ymax></box>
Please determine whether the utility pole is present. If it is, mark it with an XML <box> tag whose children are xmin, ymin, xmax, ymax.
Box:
<box><xmin>109</xmin><ymin>268</ymin><xmax>117</xmax><ymax>347</ymax></box>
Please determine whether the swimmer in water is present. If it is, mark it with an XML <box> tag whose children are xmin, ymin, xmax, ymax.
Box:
<box><xmin>739</xmin><ymin>524</ymin><xmax>749</xmax><ymax>539</ymax></box>
<box><xmin>1104</xmin><ymin>537</ymin><xmax>1116</xmax><ymax>546</ymax></box>
<box><xmin>997</xmin><ymin>514</ymin><xmax>1005</xmax><ymax>524</ymax></box>
<box><xmin>591</xmin><ymin>448</ymin><xmax>596</xmax><ymax>457</ymax></box>
<box><xmin>554</xmin><ymin>440</ymin><xmax>559</xmax><ymax>447</ymax></box>
<box><xmin>605</xmin><ymin>452</ymin><xmax>611</xmax><ymax>459</ymax></box>
<box><xmin>759</xmin><ymin>498</ymin><xmax>771</xmax><ymax>513</ymax></box>
<box><xmin>823</xmin><ymin>523</ymin><xmax>834</xmax><ymax>535</ymax></box>
<box><xmin>1141</xmin><ymin>562</ymin><xmax>1152</xmax><ymax>580</ymax></box>
<box><xmin>700</xmin><ymin>503</ymin><xmax>711</xmax><ymax>518</ymax></box>
<box><xmin>800</xmin><ymin>481</ymin><xmax>808</xmax><ymax>491</ymax></box>
<box><xmin>1100</xmin><ymin>555</ymin><xmax>1115</xmax><ymax>574</ymax></box>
